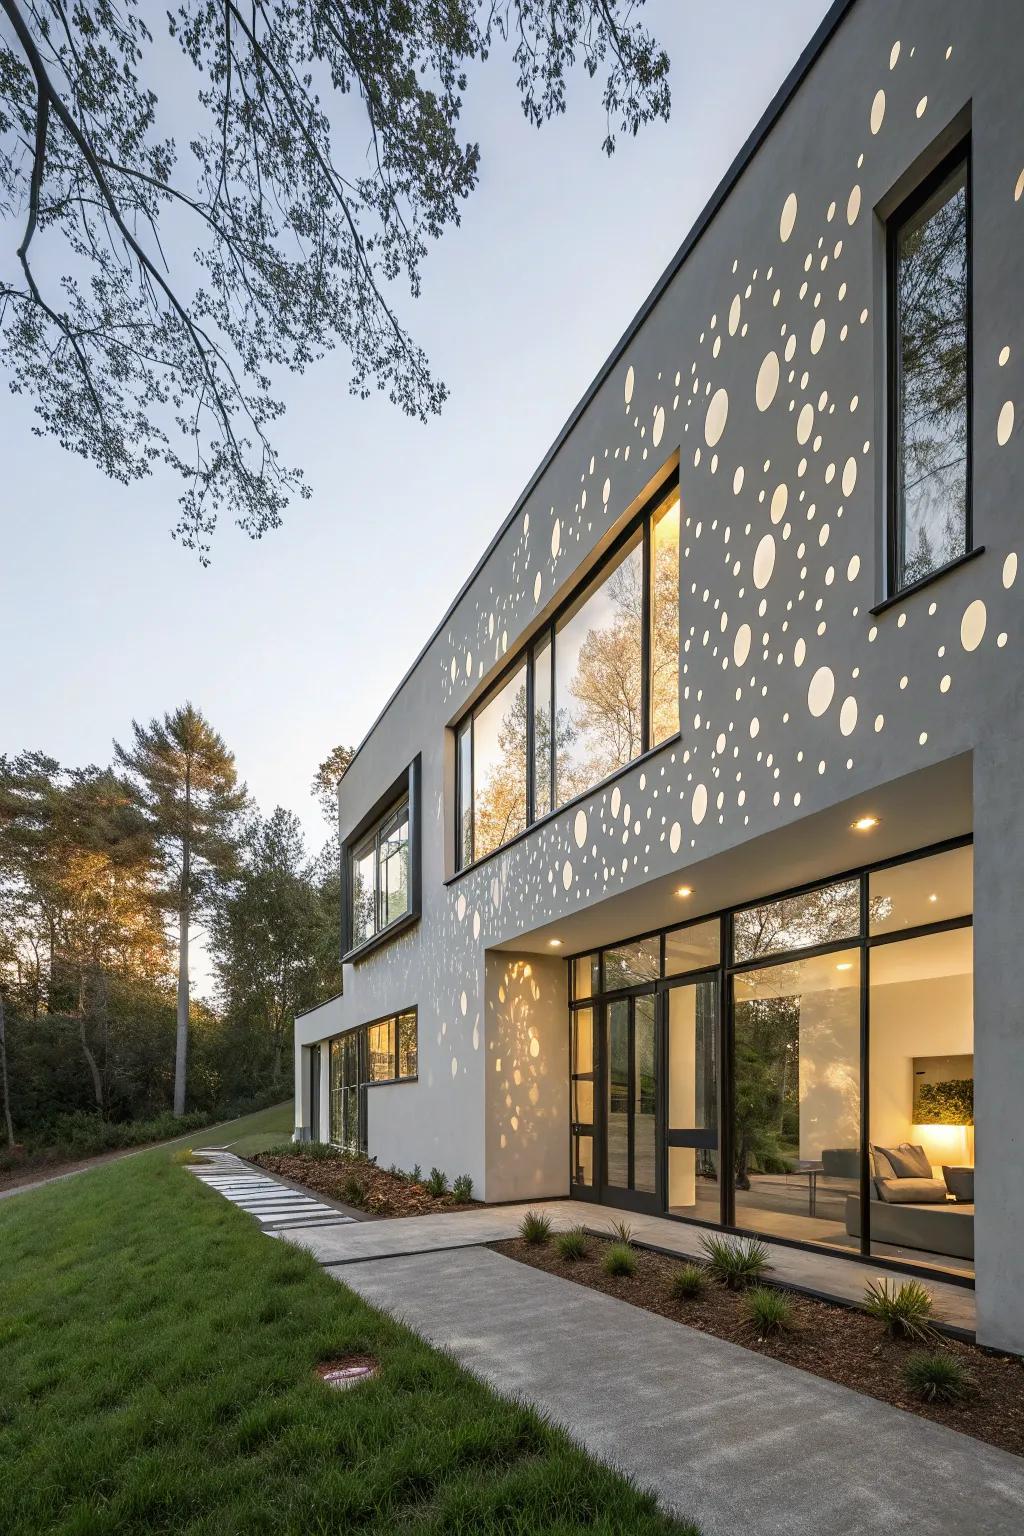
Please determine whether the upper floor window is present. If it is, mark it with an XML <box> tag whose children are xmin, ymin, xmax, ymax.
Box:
<box><xmin>888</xmin><ymin>141</ymin><xmax>971</xmax><ymax>596</ymax></box>
<box><xmin>456</xmin><ymin>475</ymin><xmax>680</xmax><ymax>870</ymax></box>
<box><xmin>343</xmin><ymin>759</ymin><xmax>420</xmax><ymax>960</ymax></box>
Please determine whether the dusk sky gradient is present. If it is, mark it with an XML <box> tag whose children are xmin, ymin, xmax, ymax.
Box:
<box><xmin>1</xmin><ymin>1</ymin><xmax>831</xmax><ymax>865</ymax></box>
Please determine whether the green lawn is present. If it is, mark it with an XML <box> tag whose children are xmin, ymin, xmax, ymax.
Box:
<box><xmin>0</xmin><ymin>1147</ymin><xmax>695</xmax><ymax>1535</ymax></box>
<box><xmin>188</xmin><ymin>1099</ymin><xmax>295</xmax><ymax>1156</ymax></box>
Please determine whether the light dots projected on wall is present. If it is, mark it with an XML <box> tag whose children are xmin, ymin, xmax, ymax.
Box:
<box><xmin>1003</xmin><ymin>552</ymin><xmax>1018</xmax><ymax>589</ymax></box>
<box><xmin>691</xmin><ymin>783</ymin><xmax>708</xmax><ymax>826</ymax></box>
<box><xmin>807</xmin><ymin>665</ymin><xmax>836</xmax><ymax>717</ymax></box>
<box><xmin>997</xmin><ymin>400</ymin><xmax>1015</xmax><ymax>446</ymax></box>
<box><xmin>705</xmin><ymin>388</ymin><xmax>729</xmax><ymax>447</ymax></box>
<box><xmin>779</xmin><ymin>192</ymin><xmax>798</xmax><ymax>243</ymax></box>
<box><xmin>870</xmin><ymin>89</ymin><xmax>886</xmax><ymax>134</ymax></box>
<box><xmin>755</xmin><ymin>350</ymin><xmax>780</xmax><ymax>411</ymax></box>
<box><xmin>960</xmin><ymin>599</ymin><xmax>987</xmax><ymax>653</ymax></box>
<box><xmin>753</xmin><ymin>533</ymin><xmax>776</xmax><ymax>589</ymax></box>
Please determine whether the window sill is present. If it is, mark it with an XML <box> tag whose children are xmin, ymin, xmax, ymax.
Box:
<box><xmin>366</xmin><ymin>1075</ymin><xmax>418</xmax><ymax>1089</ymax></box>
<box><xmin>445</xmin><ymin>732</ymin><xmax>683</xmax><ymax>886</ymax></box>
<box><xmin>342</xmin><ymin>909</ymin><xmax>419</xmax><ymax>965</ymax></box>
<box><xmin>870</xmin><ymin>546</ymin><xmax>985</xmax><ymax>616</ymax></box>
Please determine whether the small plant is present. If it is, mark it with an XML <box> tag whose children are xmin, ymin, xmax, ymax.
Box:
<box><xmin>451</xmin><ymin>1174</ymin><xmax>474</xmax><ymax>1202</ymax></box>
<box><xmin>863</xmin><ymin>1278</ymin><xmax>935</xmax><ymax>1341</ymax></box>
<box><xmin>699</xmin><ymin>1233</ymin><xmax>771</xmax><ymax>1290</ymax></box>
<box><xmin>555</xmin><ymin>1226</ymin><xmax>589</xmax><ymax>1261</ymax></box>
<box><xmin>425</xmin><ymin>1167</ymin><xmax>448</xmax><ymax>1197</ymax></box>
<box><xmin>340</xmin><ymin>1176</ymin><xmax>367</xmax><ymax>1209</ymax></box>
<box><xmin>903</xmin><ymin>1350</ymin><xmax>973</xmax><ymax>1404</ymax></box>
<box><xmin>602</xmin><ymin>1242</ymin><xmax>637</xmax><ymax>1278</ymax></box>
<box><xmin>411</xmin><ymin>1163</ymin><xmax>422</xmax><ymax>1183</ymax></box>
<box><xmin>519</xmin><ymin>1209</ymin><xmax>552</xmax><ymax>1245</ymax></box>
<box><xmin>668</xmin><ymin>1263</ymin><xmax>708</xmax><ymax>1301</ymax></box>
<box><xmin>608</xmin><ymin>1219</ymin><xmax>634</xmax><ymax>1245</ymax></box>
<box><xmin>743</xmin><ymin>1285</ymin><xmax>793</xmax><ymax>1336</ymax></box>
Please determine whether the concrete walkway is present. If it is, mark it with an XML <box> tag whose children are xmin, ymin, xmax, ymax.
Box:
<box><xmin>188</xmin><ymin>1150</ymin><xmax>357</xmax><ymax>1231</ymax></box>
<box><xmin>338</xmin><ymin>1244</ymin><xmax>1024</xmax><ymax>1536</ymax></box>
<box><xmin>280</xmin><ymin>1196</ymin><xmax>976</xmax><ymax>1335</ymax></box>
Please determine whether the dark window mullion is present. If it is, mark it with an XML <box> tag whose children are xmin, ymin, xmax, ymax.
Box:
<box><xmin>525</xmin><ymin>642</ymin><xmax>536</xmax><ymax>825</ymax></box>
<box><xmin>641</xmin><ymin>514</ymin><xmax>652</xmax><ymax>755</ymax></box>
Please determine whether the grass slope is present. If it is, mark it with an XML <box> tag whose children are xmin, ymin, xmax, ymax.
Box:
<box><xmin>188</xmin><ymin>1100</ymin><xmax>295</xmax><ymax>1156</ymax></box>
<box><xmin>0</xmin><ymin>1150</ymin><xmax>695</xmax><ymax>1535</ymax></box>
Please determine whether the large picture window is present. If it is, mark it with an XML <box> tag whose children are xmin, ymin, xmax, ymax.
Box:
<box><xmin>456</xmin><ymin>475</ymin><xmax>680</xmax><ymax>869</ymax></box>
<box><xmin>888</xmin><ymin>141</ymin><xmax>971</xmax><ymax>596</ymax></box>
<box><xmin>343</xmin><ymin>759</ymin><xmax>420</xmax><ymax>960</ymax></box>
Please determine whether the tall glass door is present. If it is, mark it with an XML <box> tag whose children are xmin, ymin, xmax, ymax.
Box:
<box><xmin>665</xmin><ymin>975</ymin><xmax>720</xmax><ymax>1222</ymax></box>
<box><xmin>601</xmin><ymin>992</ymin><xmax>660</xmax><ymax>1212</ymax></box>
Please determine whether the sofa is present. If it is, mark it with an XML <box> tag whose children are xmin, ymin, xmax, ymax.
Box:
<box><xmin>822</xmin><ymin>1144</ymin><xmax>975</xmax><ymax>1261</ymax></box>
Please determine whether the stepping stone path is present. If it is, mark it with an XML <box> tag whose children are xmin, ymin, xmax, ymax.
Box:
<box><xmin>188</xmin><ymin>1150</ymin><xmax>355</xmax><ymax>1232</ymax></box>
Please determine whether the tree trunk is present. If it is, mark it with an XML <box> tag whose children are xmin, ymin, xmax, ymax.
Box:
<box><xmin>77</xmin><ymin>972</ymin><xmax>104</xmax><ymax>1116</ymax></box>
<box><xmin>0</xmin><ymin>993</ymin><xmax>16</xmax><ymax>1149</ymax></box>
<box><xmin>174</xmin><ymin>769</ymin><xmax>192</xmax><ymax>1117</ymax></box>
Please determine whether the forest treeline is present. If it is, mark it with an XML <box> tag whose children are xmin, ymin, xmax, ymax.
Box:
<box><xmin>0</xmin><ymin>707</ymin><xmax>350</xmax><ymax>1163</ymax></box>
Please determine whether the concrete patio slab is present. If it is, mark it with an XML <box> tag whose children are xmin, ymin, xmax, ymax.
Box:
<box><xmin>336</xmin><ymin>1245</ymin><xmax>1022</xmax><ymax>1536</ymax></box>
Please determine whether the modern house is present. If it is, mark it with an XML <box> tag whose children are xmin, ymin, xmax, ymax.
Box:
<box><xmin>294</xmin><ymin>0</ymin><xmax>1024</xmax><ymax>1354</ymax></box>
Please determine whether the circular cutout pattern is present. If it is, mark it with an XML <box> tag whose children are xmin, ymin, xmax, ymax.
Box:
<box><xmin>847</xmin><ymin>554</ymin><xmax>861</xmax><ymax>581</ymax></box>
<box><xmin>841</xmin><ymin>456</ymin><xmax>858</xmax><ymax>497</ymax></box>
<box><xmin>753</xmin><ymin>533</ymin><xmax>776</xmax><ymax>590</ymax></box>
<box><xmin>705</xmin><ymin>387</ymin><xmax>729</xmax><ymax>447</ymax></box>
<box><xmin>770</xmin><ymin>483</ymin><xmax>788</xmax><ymax>524</ymax></box>
<box><xmin>960</xmin><ymin>599</ymin><xmax>987</xmax><ymax>653</ymax></box>
<box><xmin>794</xmin><ymin>636</ymin><xmax>807</xmax><ymax>667</ymax></box>
<box><xmin>1003</xmin><ymin>552</ymin><xmax>1018</xmax><ymax>589</ymax></box>
<box><xmin>870</xmin><ymin>89</ymin><xmax>886</xmax><ymax>135</ymax></box>
<box><xmin>756</xmin><ymin>351</ymin><xmax>780</xmax><ymax>412</ymax></box>
<box><xmin>729</xmin><ymin>294</ymin><xmax>742</xmax><ymax>335</ymax></box>
<box><xmin>669</xmin><ymin>821</ymin><xmax>682</xmax><ymax>854</ymax></box>
<box><xmin>533</xmin><ymin>571</ymin><xmax>542</xmax><ymax>603</ymax></box>
<box><xmin>733</xmin><ymin>622</ymin><xmax>752</xmax><ymax>667</ymax></box>
<box><xmin>808</xmin><ymin>665</ymin><xmax>836</xmax><ymax>717</ymax></box>
<box><xmin>839</xmin><ymin>696</ymin><xmax>858</xmax><ymax>736</ymax></box>
<box><xmin>573</xmin><ymin>809</ymin><xmax>588</xmax><ymax>849</ymax></box>
<box><xmin>810</xmin><ymin>318</ymin><xmax>826</xmax><ymax>355</ymax></box>
<box><xmin>561</xmin><ymin>859</ymin><xmax>573</xmax><ymax>892</ymax></box>
<box><xmin>847</xmin><ymin>184</ymin><xmax>862</xmax><ymax>225</ymax></box>
<box><xmin>691</xmin><ymin>783</ymin><xmax>708</xmax><ymax>826</ymax></box>
<box><xmin>551</xmin><ymin>518</ymin><xmax>560</xmax><ymax>558</ymax></box>
<box><xmin>797</xmin><ymin>402</ymin><xmax>814</xmax><ymax>445</ymax></box>
<box><xmin>780</xmin><ymin>192</ymin><xmax>798</xmax><ymax>243</ymax></box>
<box><xmin>997</xmin><ymin>400</ymin><xmax>1014</xmax><ymax>446</ymax></box>
<box><xmin>624</xmin><ymin>365</ymin><xmax>635</xmax><ymax>405</ymax></box>
<box><xmin>653</xmin><ymin>405</ymin><xmax>666</xmax><ymax>448</ymax></box>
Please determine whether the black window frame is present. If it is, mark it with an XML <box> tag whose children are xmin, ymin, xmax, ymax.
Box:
<box><xmin>341</xmin><ymin>757</ymin><xmax>421</xmax><ymax>963</ymax></box>
<box><xmin>885</xmin><ymin>135</ymin><xmax>973</xmax><ymax>602</ymax></box>
<box><xmin>364</xmin><ymin>1006</ymin><xmax>419</xmax><ymax>1086</ymax></box>
<box><xmin>455</xmin><ymin>467</ymin><xmax>681</xmax><ymax>873</ymax></box>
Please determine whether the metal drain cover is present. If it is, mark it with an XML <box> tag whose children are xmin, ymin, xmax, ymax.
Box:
<box><xmin>316</xmin><ymin>1355</ymin><xmax>378</xmax><ymax>1390</ymax></box>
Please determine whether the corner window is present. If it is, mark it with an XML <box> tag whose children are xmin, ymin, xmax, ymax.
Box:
<box><xmin>455</xmin><ymin>473</ymin><xmax>680</xmax><ymax>869</ymax></box>
<box><xmin>343</xmin><ymin>760</ymin><xmax>420</xmax><ymax>959</ymax></box>
<box><xmin>888</xmin><ymin>142</ymin><xmax>971</xmax><ymax>595</ymax></box>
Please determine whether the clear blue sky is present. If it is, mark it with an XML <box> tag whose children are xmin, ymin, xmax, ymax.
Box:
<box><xmin>1</xmin><ymin>1</ymin><xmax>830</xmax><ymax>855</ymax></box>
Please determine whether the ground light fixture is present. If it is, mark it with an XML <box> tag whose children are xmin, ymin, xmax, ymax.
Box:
<box><xmin>850</xmin><ymin>814</ymin><xmax>880</xmax><ymax>832</ymax></box>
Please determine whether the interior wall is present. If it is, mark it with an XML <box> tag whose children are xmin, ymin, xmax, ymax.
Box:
<box><xmin>484</xmin><ymin>951</ymin><xmax>569</xmax><ymax>1202</ymax></box>
<box><xmin>797</xmin><ymin>981</ymin><xmax>861</xmax><ymax>1161</ymax></box>
<box><xmin>869</xmin><ymin>971</ymin><xmax>973</xmax><ymax>1170</ymax></box>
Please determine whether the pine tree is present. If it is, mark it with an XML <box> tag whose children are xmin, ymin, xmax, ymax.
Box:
<box><xmin>115</xmin><ymin>706</ymin><xmax>246</xmax><ymax>1115</ymax></box>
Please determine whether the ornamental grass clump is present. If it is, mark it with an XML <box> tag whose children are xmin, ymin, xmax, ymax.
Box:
<box><xmin>743</xmin><ymin>1285</ymin><xmax>794</xmax><ymax>1337</ymax></box>
<box><xmin>519</xmin><ymin>1209</ymin><xmax>552</xmax><ymax>1246</ymax></box>
<box><xmin>602</xmin><ymin>1242</ymin><xmax>637</xmax><ymax>1278</ymax></box>
<box><xmin>555</xmin><ymin>1226</ymin><xmax>589</xmax><ymax>1261</ymax></box>
<box><xmin>425</xmin><ymin>1166</ymin><xmax>448</xmax><ymax>1197</ymax></box>
<box><xmin>863</xmin><ymin>1278</ymin><xmax>936</xmax><ymax>1341</ymax></box>
<box><xmin>903</xmin><ymin>1350</ymin><xmax>973</xmax><ymax>1404</ymax></box>
<box><xmin>699</xmin><ymin>1233</ymin><xmax>771</xmax><ymax>1290</ymax></box>
<box><xmin>451</xmin><ymin>1174</ymin><xmax>474</xmax><ymax>1202</ymax></box>
<box><xmin>668</xmin><ymin>1263</ymin><xmax>708</xmax><ymax>1302</ymax></box>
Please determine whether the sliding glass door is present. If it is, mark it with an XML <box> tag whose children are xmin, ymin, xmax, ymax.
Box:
<box><xmin>603</xmin><ymin>993</ymin><xmax>660</xmax><ymax>1212</ymax></box>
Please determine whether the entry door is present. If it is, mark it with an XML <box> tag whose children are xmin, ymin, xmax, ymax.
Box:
<box><xmin>602</xmin><ymin>992</ymin><xmax>661</xmax><ymax>1212</ymax></box>
<box><xmin>663</xmin><ymin>975</ymin><xmax>721</xmax><ymax>1224</ymax></box>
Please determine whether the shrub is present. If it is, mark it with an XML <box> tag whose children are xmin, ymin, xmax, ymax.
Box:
<box><xmin>264</xmin><ymin>1139</ymin><xmax>339</xmax><ymax>1161</ymax></box>
<box><xmin>668</xmin><ymin>1263</ymin><xmax>708</xmax><ymax>1301</ymax></box>
<box><xmin>340</xmin><ymin>1176</ymin><xmax>367</xmax><ymax>1210</ymax></box>
<box><xmin>863</xmin><ymin>1278</ymin><xmax>935</xmax><ymax>1341</ymax></box>
<box><xmin>426</xmin><ymin>1166</ymin><xmax>448</xmax><ymax>1197</ymax></box>
<box><xmin>602</xmin><ymin>1242</ymin><xmax>637</xmax><ymax>1278</ymax></box>
<box><xmin>555</xmin><ymin>1226</ymin><xmax>589</xmax><ymax>1262</ymax></box>
<box><xmin>743</xmin><ymin>1285</ymin><xmax>793</xmax><ymax>1336</ymax></box>
<box><xmin>410</xmin><ymin>1163</ymin><xmax>422</xmax><ymax>1183</ymax></box>
<box><xmin>519</xmin><ymin>1209</ymin><xmax>552</xmax><ymax>1245</ymax></box>
<box><xmin>608</xmin><ymin>1219</ymin><xmax>634</xmax><ymax>1245</ymax></box>
<box><xmin>903</xmin><ymin>1350</ymin><xmax>973</xmax><ymax>1404</ymax></box>
<box><xmin>451</xmin><ymin>1174</ymin><xmax>474</xmax><ymax>1202</ymax></box>
<box><xmin>699</xmin><ymin>1233</ymin><xmax>771</xmax><ymax>1290</ymax></box>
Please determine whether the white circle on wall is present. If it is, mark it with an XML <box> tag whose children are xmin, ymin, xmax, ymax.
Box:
<box><xmin>533</xmin><ymin>570</ymin><xmax>542</xmax><ymax>603</ymax></box>
<box><xmin>562</xmin><ymin>858</ymin><xmax>573</xmax><ymax>891</ymax></box>
<box><xmin>729</xmin><ymin>294</ymin><xmax>742</xmax><ymax>335</ymax></box>
<box><xmin>753</xmin><ymin>533</ymin><xmax>776</xmax><ymax>589</ymax></box>
<box><xmin>870</xmin><ymin>89</ymin><xmax>886</xmax><ymax>134</ymax></box>
<box><xmin>733</xmin><ymin>465</ymin><xmax>745</xmax><ymax>494</ymax></box>
<box><xmin>770</xmin><ymin>483</ymin><xmax>788</xmax><ymax>524</ymax></box>
<box><xmin>669</xmin><ymin>821</ymin><xmax>682</xmax><ymax>854</ymax></box>
<box><xmin>624</xmin><ymin>365</ymin><xmax>635</xmax><ymax>405</ymax></box>
<box><xmin>811</xmin><ymin>318</ymin><xmax>826</xmax><ymax>355</ymax></box>
<box><xmin>997</xmin><ymin>400</ymin><xmax>1015</xmax><ymax>446</ymax></box>
<box><xmin>960</xmin><ymin>599</ymin><xmax>987</xmax><ymax>653</ymax></box>
<box><xmin>460</xmin><ymin>991</ymin><xmax>468</xmax><ymax>1016</ymax></box>
<box><xmin>603</xmin><ymin>477</ymin><xmax>611</xmax><ymax>504</ymax></box>
<box><xmin>1003</xmin><ymin>552</ymin><xmax>1018</xmax><ymax>589</ymax></box>
<box><xmin>611</xmin><ymin>786</ymin><xmax>621</xmax><ymax>818</ymax></box>
<box><xmin>847</xmin><ymin>554</ymin><xmax>861</xmax><ymax>581</ymax></box>
<box><xmin>779</xmin><ymin>192</ymin><xmax>798</xmax><ymax>243</ymax></box>
<box><xmin>839</xmin><ymin>696</ymin><xmax>858</xmax><ymax>736</ymax></box>
<box><xmin>756</xmin><ymin>351</ymin><xmax>780</xmax><ymax>412</ymax></box>
<box><xmin>573</xmin><ymin>809</ymin><xmax>588</xmax><ymax>849</ymax></box>
<box><xmin>797</xmin><ymin>403</ymin><xmax>815</xmax><ymax>445</ymax></box>
<box><xmin>551</xmin><ymin>518</ymin><xmax>560</xmax><ymax>558</ymax></box>
<box><xmin>807</xmin><ymin>665</ymin><xmax>836</xmax><ymax>717</ymax></box>
<box><xmin>734</xmin><ymin>622</ymin><xmax>752</xmax><ymax>667</ymax></box>
<box><xmin>691</xmin><ymin>783</ymin><xmax>708</xmax><ymax>826</ymax></box>
<box><xmin>842</xmin><ymin>456</ymin><xmax>858</xmax><ymax>497</ymax></box>
<box><xmin>653</xmin><ymin>405</ymin><xmax>666</xmax><ymax>447</ymax></box>
<box><xmin>847</xmin><ymin>184</ymin><xmax>862</xmax><ymax>225</ymax></box>
<box><xmin>705</xmin><ymin>387</ymin><xmax>729</xmax><ymax>447</ymax></box>
<box><xmin>794</xmin><ymin>636</ymin><xmax>807</xmax><ymax>667</ymax></box>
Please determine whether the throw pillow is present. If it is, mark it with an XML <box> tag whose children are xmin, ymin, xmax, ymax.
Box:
<box><xmin>942</xmin><ymin>1165</ymin><xmax>974</xmax><ymax>1203</ymax></box>
<box><xmin>875</xmin><ymin>1177</ymin><xmax>948</xmax><ymax>1204</ymax></box>
<box><xmin>879</xmin><ymin>1143</ymin><xmax>932</xmax><ymax>1179</ymax></box>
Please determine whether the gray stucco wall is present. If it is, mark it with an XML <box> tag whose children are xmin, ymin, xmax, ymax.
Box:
<box><xmin>296</xmin><ymin>0</ymin><xmax>1023</xmax><ymax>1344</ymax></box>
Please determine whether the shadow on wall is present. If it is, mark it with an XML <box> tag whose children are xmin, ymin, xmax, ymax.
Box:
<box><xmin>485</xmin><ymin>951</ymin><xmax>569</xmax><ymax>1203</ymax></box>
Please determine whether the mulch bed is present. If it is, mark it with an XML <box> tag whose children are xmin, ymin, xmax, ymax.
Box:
<box><xmin>249</xmin><ymin>1151</ymin><xmax>478</xmax><ymax>1218</ymax></box>
<box><xmin>494</xmin><ymin>1232</ymin><xmax>1024</xmax><ymax>1458</ymax></box>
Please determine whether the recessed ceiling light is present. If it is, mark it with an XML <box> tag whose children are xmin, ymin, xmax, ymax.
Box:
<box><xmin>548</xmin><ymin>938</ymin><xmax>563</xmax><ymax>948</ymax></box>
<box><xmin>928</xmin><ymin>893</ymin><xmax>938</xmax><ymax>903</ymax></box>
<box><xmin>850</xmin><ymin>814</ymin><xmax>880</xmax><ymax>832</ymax></box>
<box><xmin>835</xmin><ymin>961</ymin><xmax>853</xmax><ymax>971</ymax></box>
<box><xmin>675</xmin><ymin>885</ymin><xmax>693</xmax><ymax>897</ymax></box>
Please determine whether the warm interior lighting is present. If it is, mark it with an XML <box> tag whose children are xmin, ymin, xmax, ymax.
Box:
<box><xmin>928</xmin><ymin>892</ymin><xmax>938</xmax><ymax>903</ymax></box>
<box><xmin>548</xmin><ymin>938</ymin><xmax>563</xmax><ymax>947</ymax></box>
<box><xmin>835</xmin><ymin>961</ymin><xmax>853</xmax><ymax>971</ymax></box>
<box><xmin>851</xmin><ymin>814</ymin><xmax>880</xmax><ymax>832</ymax></box>
<box><xmin>675</xmin><ymin>884</ymin><xmax>693</xmax><ymax>897</ymax></box>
